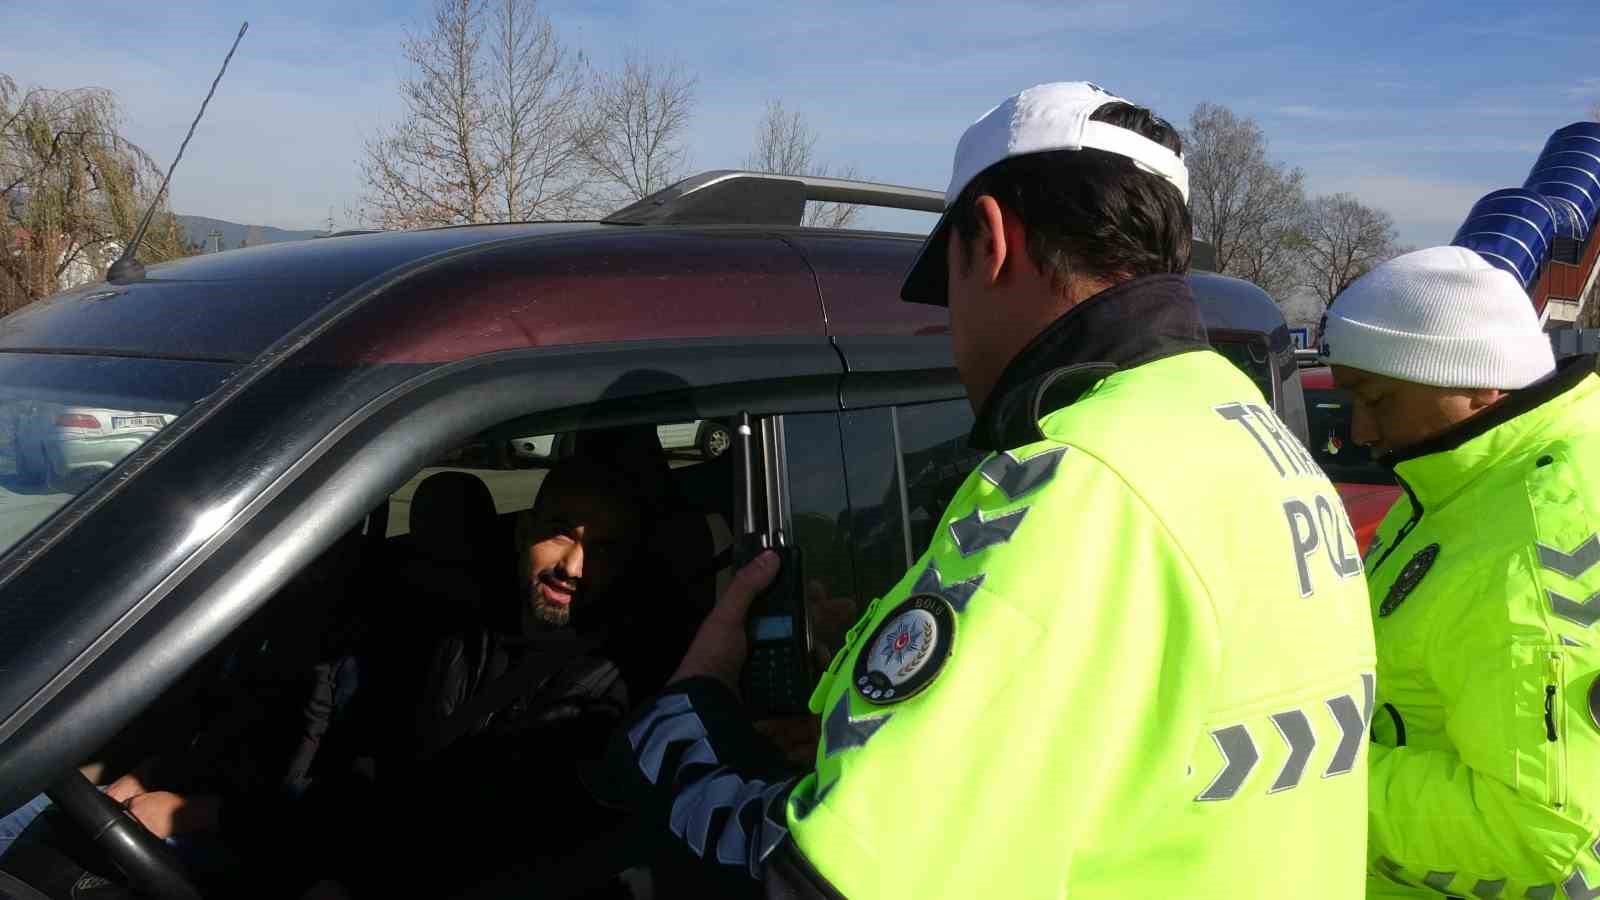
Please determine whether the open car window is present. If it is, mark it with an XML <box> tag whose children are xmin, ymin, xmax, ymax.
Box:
<box><xmin>385</xmin><ymin>418</ymin><xmax>733</xmax><ymax>537</ymax></box>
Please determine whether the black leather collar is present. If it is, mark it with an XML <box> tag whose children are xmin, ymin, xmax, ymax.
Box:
<box><xmin>1382</xmin><ymin>354</ymin><xmax>1597</xmax><ymax>467</ymax></box>
<box><xmin>970</xmin><ymin>274</ymin><xmax>1211</xmax><ymax>451</ymax></box>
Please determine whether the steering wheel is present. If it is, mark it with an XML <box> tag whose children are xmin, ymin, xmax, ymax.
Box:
<box><xmin>44</xmin><ymin>772</ymin><xmax>203</xmax><ymax>900</ymax></box>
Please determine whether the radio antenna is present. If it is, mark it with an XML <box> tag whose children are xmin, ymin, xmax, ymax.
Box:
<box><xmin>107</xmin><ymin>21</ymin><xmax>249</xmax><ymax>284</ymax></box>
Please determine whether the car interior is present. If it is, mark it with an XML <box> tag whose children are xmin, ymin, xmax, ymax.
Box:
<box><xmin>0</xmin><ymin>413</ymin><xmax>748</xmax><ymax>899</ymax></box>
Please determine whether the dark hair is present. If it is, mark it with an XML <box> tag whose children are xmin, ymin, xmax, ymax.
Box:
<box><xmin>948</xmin><ymin>102</ymin><xmax>1192</xmax><ymax>289</ymax></box>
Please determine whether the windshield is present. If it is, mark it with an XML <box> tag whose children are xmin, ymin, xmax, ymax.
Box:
<box><xmin>0</xmin><ymin>353</ymin><xmax>238</xmax><ymax>558</ymax></box>
<box><xmin>1305</xmin><ymin>387</ymin><xmax>1395</xmax><ymax>486</ymax></box>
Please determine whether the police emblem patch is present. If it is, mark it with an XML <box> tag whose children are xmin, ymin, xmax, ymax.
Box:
<box><xmin>854</xmin><ymin>594</ymin><xmax>955</xmax><ymax>705</ymax></box>
<box><xmin>1378</xmin><ymin>543</ymin><xmax>1439</xmax><ymax>617</ymax></box>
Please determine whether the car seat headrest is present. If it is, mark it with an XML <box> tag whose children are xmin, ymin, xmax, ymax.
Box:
<box><xmin>409</xmin><ymin>471</ymin><xmax>497</xmax><ymax>563</ymax></box>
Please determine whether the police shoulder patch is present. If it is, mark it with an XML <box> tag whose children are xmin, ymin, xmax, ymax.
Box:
<box><xmin>1379</xmin><ymin>543</ymin><xmax>1440</xmax><ymax>617</ymax></box>
<box><xmin>854</xmin><ymin>594</ymin><xmax>956</xmax><ymax>705</ymax></box>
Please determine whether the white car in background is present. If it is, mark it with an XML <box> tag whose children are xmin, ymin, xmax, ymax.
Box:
<box><xmin>11</xmin><ymin>404</ymin><xmax>175</xmax><ymax>491</ymax></box>
<box><xmin>510</xmin><ymin>419</ymin><xmax>731</xmax><ymax>462</ymax></box>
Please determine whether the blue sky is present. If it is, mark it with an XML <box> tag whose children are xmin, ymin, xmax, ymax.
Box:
<box><xmin>6</xmin><ymin>1</ymin><xmax>1597</xmax><ymax>246</ymax></box>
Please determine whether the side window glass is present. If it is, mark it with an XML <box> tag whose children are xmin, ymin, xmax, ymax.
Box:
<box><xmin>780</xmin><ymin>413</ymin><xmax>857</xmax><ymax>666</ymax></box>
<box><xmin>895</xmin><ymin>400</ymin><xmax>982</xmax><ymax>558</ymax></box>
<box><xmin>1211</xmin><ymin>338</ymin><xmax>1276</xmax><ymax>406</ymax></box>
<box><xmin>839</xmin><ymin>408</ymin><xmax>911</xmax><ymax>603</ymax></box>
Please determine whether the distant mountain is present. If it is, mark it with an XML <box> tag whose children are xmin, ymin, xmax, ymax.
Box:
<box><xmin>175</xmin><ymin>215</ymin><xmax>323</xmax><ymax>251</ymax></box>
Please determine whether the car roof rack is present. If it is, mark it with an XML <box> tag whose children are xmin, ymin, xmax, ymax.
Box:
<box><xmin>601</xmin><ymin>170</ymin><xmax>944</xmax><ymax>227</ymax></box>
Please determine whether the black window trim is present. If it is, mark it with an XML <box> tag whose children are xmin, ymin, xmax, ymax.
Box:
<box><xmin>0</xmin><ymin>336</ymin><xmax>846</xmax><ymax>805</ymax></box>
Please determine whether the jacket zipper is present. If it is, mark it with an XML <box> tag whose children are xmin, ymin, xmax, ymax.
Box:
<box><xmin>1545</xmin><ymin>652</ymin><xmax>1567</xmax><ymax>809</ymax></box>
<box><xmin>1368</xmin><ymin>473</ymin><xmax>1425</xmax><ymax>575</ymax></box>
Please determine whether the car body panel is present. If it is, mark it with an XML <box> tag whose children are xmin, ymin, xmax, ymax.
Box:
<box><xmin>308</xmin><ymin>228</ymin><xmax>826</xmax><ymax>364</ymax></box>
<box><xmin>1335</xmin><ymin>481</ymin><xmax>1401</xmax><ymax>551</ymax></box>
<box><xmin>783</xmin><ymin>232</ymin><xmax>950</xmax><ymax>338</ymax></box>
<box><xmin>0</xmin><ymin>224</ymin><xmax>609</xmax><ymax>362</ymax></box>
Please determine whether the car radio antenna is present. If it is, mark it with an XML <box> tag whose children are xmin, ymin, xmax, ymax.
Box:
<box><xmin>107</xmin><ymin>21</ymin><xmax>249</xmax><ymax>285</ymax></box>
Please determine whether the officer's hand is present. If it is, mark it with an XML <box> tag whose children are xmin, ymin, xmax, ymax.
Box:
<box><xmin>670</xmin><ymin>550</ymin><xmax>780</xmax><ymax>693</ymax></box>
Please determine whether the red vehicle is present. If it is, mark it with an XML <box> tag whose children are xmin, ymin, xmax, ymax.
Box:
<box><xmin>1299</xmin><ymin>365</ymin><xmax>1402</xmax><ymax>550</ymax></box>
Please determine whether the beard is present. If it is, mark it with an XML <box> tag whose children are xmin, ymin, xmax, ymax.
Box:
<box><xmin>529</xmin><ymin>590</ymin><xmax>572</xmax><ymax>628</ymax></box>
<box><xmin>526</xmin><ymin>570</ymin><xmax>582</xmax><ymax>629</ymax></box>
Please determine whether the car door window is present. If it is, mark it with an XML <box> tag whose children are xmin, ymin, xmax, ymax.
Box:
<box><xmin>838</xmin><ymin>407</ymin><xmax>911</xmax><ymax>604</ymax></box>
<box><xmin>895</xmin><ymin>399</ymin><xmax>983</xmax><ymax>559</ymax></box>
<box><xmin>778</xmin><ymin>413</ymin><xmax>857</xmax><ymax>665</ymax></box>
<box><xmin>388</xmin><ymin>420</ymin><xmax>732</xmax><ymax>537</ymax></box>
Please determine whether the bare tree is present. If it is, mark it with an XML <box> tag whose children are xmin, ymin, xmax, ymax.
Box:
<box><xmin>1</xmin><ymin>74</ymin><xmax>187</xmax><ymax>311</ymax></box>
<box><xmin>582</xmin><ymin>52</ymin><xmax>696</xmax><ymax>204</ymax></box>
<box><xmin>743</xmin><ymin>99</ymin><xmax>860</xmax><ymax>228</ymax></box>
<box><xmin>358</xmin><ymin>0</ymin><xmax>492</xmax><ymax>228</ymax></box>
<box><xmin>485</xmin><ymin>0</ymin><xmax>593</xmax><ymax>219</ymax></box>
<box><xmin>1297</xmin><ymin>193</ymin><xmax>1401</xmax><ymax>305</ymax></box>
<box><xmin>1183</xmin><ymin>103</ymin><xmax>1307</xmax><ymax>300</ymax></box>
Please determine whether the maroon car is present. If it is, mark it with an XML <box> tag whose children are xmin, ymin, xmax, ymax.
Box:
<box><xmin>0</xmin><ymin>171</ymin><xmax>1312</xmax><ymax>898</ymax></box>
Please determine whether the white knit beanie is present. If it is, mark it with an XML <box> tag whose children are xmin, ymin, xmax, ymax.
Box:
<box><xmin>1320</xmin><ymin>246</ymin><xmax>1556</xmax><ymax>389</ymax></box>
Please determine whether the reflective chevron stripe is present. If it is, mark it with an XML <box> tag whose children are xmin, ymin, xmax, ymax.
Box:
<box><xmin>1567</xmin><ymin>872</ymin><xmax>1600</xmax><ymax>900</ymax></box>
<box><xmin>1549</xmin><ymin>588</ymin><xmax>1600</xmax><ymax>628</ymax></box>
<box><xmin>912</xmin><ymin>559</ymin><xmax>986</xmax><ymax>613</ymax></box>
<box><xmin>1375</xmin><ymin>857</ymin><xmax>1414</xmax><ymax>887</ymax></box>
<box><xmin>1563</xmin><ymin>840</ymin><xmax>1600</xmax><ymax>900</ymax></box>
<box><xmin>1470</xmin><ymin>878</ymin><xmax>1505</xmax><ymax>898</ymax></box>
<box><xmin>1196</xmin><ymin>724</ymin><xmax>1258</xmax><ymax>801</ymax></box>
<box><xmin>1537</xmin><ymin>534</ymin><xmax>1600</xmax><ymax>579</ymax></box>
<box><xmin>1423</xmin><ymin>871</ymin><xmax>1457</xmax><ymax>893</ymax></box>
<box><xmin>1323</xmin><ymin>692</ymin><xmax>1367</xmax><ymax>777</ymax></box>
<box><xmin>949</xmin><ymin>506</ymin><xmax>1029</xmax><ymax>557</ymax></box>
<box><xmin>979</xmin><ymin>447</ymin><xmax>1067</xmax><ymax>501</ymax></box>
<box><xmin>628</xmin><ymin>694</ymin><xmax>709</xmax><ymax>785</ymax></box>
<box><xmin>1197</xmin><ymin>675</ymin><xmax>1373</xmax><ymax>802</ymax></box>
<box><xmin>823</xmin><ymin>692</ymin><xmax>891</xmax><ymax>757</ymax></box>
<box><xmin>671</xmin><ymin>772</ymin><xmax>745</xmax><ymax>855</ymax></box>
<box><xmin>1267</xmin><ymin>709</ymin><xmax>1315</xmax><ymax>793</ymax></box>
<box><xmin>631</xmin><ymin>691</ymin><xmax>793</xmax><ymax>879</ymax></box>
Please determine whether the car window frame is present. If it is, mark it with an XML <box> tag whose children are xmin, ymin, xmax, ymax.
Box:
<box><xmin>0</xmin><ymin>336</ymin><xmax>844</xmax><ymax>810</ymax></box>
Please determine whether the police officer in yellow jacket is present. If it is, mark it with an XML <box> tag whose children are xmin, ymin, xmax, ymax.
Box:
<box><xmin>612</xmin><ymin>82</ymin><xmax>1376</xmax><ymax>899</ymax></box>
<box><xmin>1321</xmin><ymin>247</ymin><xmax>1600</xmax><ymax>898</ymax></box>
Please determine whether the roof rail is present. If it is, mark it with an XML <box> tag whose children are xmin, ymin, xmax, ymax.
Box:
<box><xmin>601</xmin><ymin>170</ymin><xmax>944</xmax><ymax>227</ymax></box>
